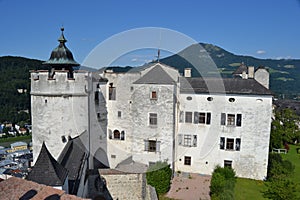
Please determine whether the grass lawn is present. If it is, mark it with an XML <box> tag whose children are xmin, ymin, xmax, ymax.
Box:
<box><xmin>0</xmin><ymin>135</ymin><xmax>32</xmax><ymax>147</ymax></box>
<box><xmin>234</xmin><ymin>178</ymin><xmax>267</xmax><ymax>200</ymax></box>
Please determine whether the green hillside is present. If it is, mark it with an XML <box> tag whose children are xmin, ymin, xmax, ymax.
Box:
<box><xmin>0</xmin><ymin>56</ymin><xmax>44</xmax><ymax>124</ymax></box>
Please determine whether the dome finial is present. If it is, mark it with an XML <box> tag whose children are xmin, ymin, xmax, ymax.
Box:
<box><xmin>58</xmin><ymin>27</ymin><xmax>67</xmax><ymax>43</ymax></box>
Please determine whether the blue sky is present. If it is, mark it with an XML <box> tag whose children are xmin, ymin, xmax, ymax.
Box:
<box><xmin>0</xmin><ymin>0</ymin><xmax>300</xmax><ymax>66</ymax></box>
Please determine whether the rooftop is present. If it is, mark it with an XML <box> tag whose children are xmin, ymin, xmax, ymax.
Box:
<box><xmin>0</xmin><ymin>177</ymin><xmax>88</xmax><ymax>200</ymax></box>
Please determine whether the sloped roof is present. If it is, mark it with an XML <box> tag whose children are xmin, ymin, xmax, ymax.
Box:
<box><xmin>27</xmin><ymin>142</ymin><xmax>68</xmax><ymax>186</ymax></box>
<box><xmin>134</xmin><ymin>64</ymin><xmax>175</xmax><ymax>85</ymax></box>
<box><xmin>58</xmin><ymin>135</ymin><xmax>87</xmax><ymax>181</ymax></box>
<box><xmin>57</xmin><ymin>134</ymin><xmax>88</xmax><ymax>194</ymax></box>
<box><xmin>180</xmin><ymin>77</ymin><xmax>272</xmax><ymax>95</ymax></box>
<box><xmin>233</xmin><ymin>63</ymin><xmax>248</xmax><ymax>75</ymax></box>
<box><xmin>0</xmin><ymin>177</ymin><xmax>88</xmax><ymax>200</ymax></box>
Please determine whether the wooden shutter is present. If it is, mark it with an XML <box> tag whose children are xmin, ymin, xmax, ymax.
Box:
<box><xmin>221</xmin><ymin>113</ymin><xmax>226</xmax><ymax>125</ymax></box>
<box><xmin>206</xmin><ymin>113</ymin><xmax>211</xmax><ymax>125</ymax></box>
<box><xmin>194</xmin><ymin>112</ymin><xmax>199</xmax><ymax>124</ymax></box>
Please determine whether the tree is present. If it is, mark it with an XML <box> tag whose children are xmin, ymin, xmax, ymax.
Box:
<box><xmin>270</xmin><ymin>108</ymin><xmax>300</xmax><ymax>149</ymax></box>
<box><xmin>263</xmin><ymin>179</ymin><xmax>297</xmax><ymax>200</ymax></box>
<box><xmin>146</xmin><ymin>161</ymin><xmax>172</xmax><ymax>195</ymax></box>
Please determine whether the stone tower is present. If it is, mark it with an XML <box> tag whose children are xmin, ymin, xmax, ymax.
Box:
<box><xmin>31</xmin><ymin>28</ymin><xmax>91</xmax><ymax>164</ymax></box>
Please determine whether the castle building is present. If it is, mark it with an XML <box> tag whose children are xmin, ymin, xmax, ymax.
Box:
<box><xmin>31</xmin><ymin>29</ymin><xmax>273</xmax><ymax>184</ymax></box>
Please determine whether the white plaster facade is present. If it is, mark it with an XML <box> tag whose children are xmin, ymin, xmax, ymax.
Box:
<box><xmin>30</xmin><ymin>70</ymin><xmax>91</xmax><ymax>163</ymax></box>
<box><xmin>176</xmin><ymin>93</ymin><xmax>272</xmax><ymax>180</ymax></box>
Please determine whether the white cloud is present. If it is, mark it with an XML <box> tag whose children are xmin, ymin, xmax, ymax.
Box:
<box><xmin>256</xmin><ymin>50</ymin><xmax>266</xmax><ymax>55</ymax></box>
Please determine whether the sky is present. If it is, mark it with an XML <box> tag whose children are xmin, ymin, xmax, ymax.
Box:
<box><xmin>0</xmin><ymin>0</ymin><xmax>300</xmax><ymax>67</ymax></box>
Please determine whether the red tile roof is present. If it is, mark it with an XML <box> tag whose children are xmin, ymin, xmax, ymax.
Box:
<box><xmin>0</xmin><ymin>177</ymin><xmax>89</xmax><ymax>200</ymax></box>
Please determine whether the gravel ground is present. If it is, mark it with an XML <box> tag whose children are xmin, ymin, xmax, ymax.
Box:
<box><xmin>166</xmin><ymin>173</ymin><xmax>211</xmax><ymax>200</ymax></box>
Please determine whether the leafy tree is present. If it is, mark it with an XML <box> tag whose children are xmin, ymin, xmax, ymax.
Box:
<box><xmin>263</xmin><ymin>179</ymin><xmax>297</xmax><ymax>200</ymax></box>
<box><xmin>146</xmin><ymin>161</ymin><xmax>172</xmax><ymax>195</ymax></box>
<box><xmin>270</xmin><ymin>108</ymin><xmax>300</xmax><ymax>149</ymax></box>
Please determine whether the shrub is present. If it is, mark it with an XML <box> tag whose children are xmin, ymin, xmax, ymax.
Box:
<box><xmin>146</xmin><ymin>161</ymin><xmax>172</xmax><ymax>194</ymax></box>
<box><xmin>267</xmin><ymin>153</ymin><xmax>294</xmax><ymax>181</ymax></box>
<box><xmin>210</xmin><ymin>165</ymin><xmax>236</xmax><ymax>199</ymax></box>
<box><xmin>263</xmin><ymin>179</ymin><xmax>297</xmax><ymax>200</ymax></box>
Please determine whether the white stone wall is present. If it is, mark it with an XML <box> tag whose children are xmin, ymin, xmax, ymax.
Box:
<box><xmin>175</xmin><ymin>93</ymin><xmax>272</xmax><ymax>180</ymax></box>
<box><xmin>131</xmin><ymin>84</ymin><xmax>176</xmax><ymax>166</ymax></box>
<box><xmin>31</xmin><ymin>70</ymin><xmax>90</xmax><ymax>163</ymax></box>
<box><xmin>103</xmin><ymin>64</ymin><xmax>179</xmax><ymax>168</ymax></box>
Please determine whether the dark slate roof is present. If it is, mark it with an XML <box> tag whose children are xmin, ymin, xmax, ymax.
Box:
<box><xmin>43</xmin><ymin>28</ymin><xmax>79</xmax><ymax>67</ymax></box>
<box><xmin>58</xmin><ymin>135</ymin><xmax>87</xmax><ymax>181</ymax></box>
<box><xmin>134</xmin><ymin>64</ymin><xmax>175</xmax><ymax>85</ymax></box>
<box><xmin>27</xmin><ymin>142</ymin><xmax>68</xmax><ymax>186</ymax></box>
<box><xmin>233</xmin><ymin>63</ymin><xmax>248</xmax><ymax>75</ymax></box>
<box><xmin>180</xmin><ymin>77</ymin><xmax>273</xmax><ymax>95</ymax></box>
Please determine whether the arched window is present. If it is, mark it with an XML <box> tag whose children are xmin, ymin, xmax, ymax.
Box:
<box><xmin>120</xmin><ymin>131</ymin><xmax>125</xmax><ymax>140</ymax></box>
<box><xmin>113</xmin><ymin>130</ymin><xmax>120</xmax><ymax>139</ymax></box>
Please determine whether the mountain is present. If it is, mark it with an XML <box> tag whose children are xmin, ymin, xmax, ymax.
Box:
<box><xmin>160</xmin><ymin>43</ymin><xmax>300</xmax><ymax>99</ymax></box>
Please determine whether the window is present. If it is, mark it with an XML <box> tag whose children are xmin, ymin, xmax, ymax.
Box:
<box><xmin>113</xmin><ymin>130</ymin><xmax>120</xmax><ymax>139</ymax></box>
<box><xmin>151</xmin><ymin>91</ymin><xmax>157</xmax><ymax>99</ymax></box>
<box><xmin>118</xmin><ymin>111</ymin><xmax>122</xmax><ymax>118</ymax></box>
<box><xmin>224</xmin><ymin>160</ymin><xmax>232</xmax><ymax>168</ymax></box>
<box><xmin>227</xmin><ymin>114</ymin><xmax>235</xmax><ymax>126</ymax></box>
<box><xmin>184</xmin><ymin>135</ymin><xmax>192</xmax><ymax>146</ymax></box>
<box><xmin>226</xmin><ymin>138</ymin><xmax>234</xmax><ymax>150</ymax></box>
<box><xmin>207</xmin><ymin>97</ymin><xmax>213</xmax><ymax>101</ymax></box>
<box><xmin>194</xmin><ymin>112</ymin><xmax>211</xmax><ymax>124</ymax></box>
<box><xmin>109</xmin><ymin>129</ymin><xmax>125</xmax><ymax>140</ymax></box>
<box><xmin>109</xmin><ymin>86</ymin><xmax>116</xmax><ymax>100</ymax></box>
<box><xmin>220</xmin><ymin>137</ymin><xmax>241</xmax><ymax>151</ymax></box>
<box><xmin>184</xmin><ymin>156</ymin><xmax>191</xmax><ymax>165</ymax></box>
<box><xmin>144</xmin><ymin>140</ymin><xmax>160</xmax><ymax>152</ymax></box>
<box><xmin>185</xmin><ymin>112</ymin><xmax>193</xmax><ymax>123</ymax></box>
<box><xmin>149</xmin><ymin>113</ymin><xmax>157</xmax><ymax>126</ymax></box>
<box><xmin>229</xmin><ymin>98</ymin><xmax>235</xmax><ymax>102</ymax></box>
<box><xmin>221</xmin><ymin>113</ymin><xmax>242</xmax><ymax>126</ymax></box>
<box><xmin>178</xmin><ymin>134</ymin><xmax>197</xmax><ymax>147</ymax></box>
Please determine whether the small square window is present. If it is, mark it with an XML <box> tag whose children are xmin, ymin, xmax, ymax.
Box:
<box><xmin>151</xmin><ymin>91</ymin><xmax>157</xmax><ymax>99</ymax></box>
<box><xmin>183</xmin><ymin>135</ymin><xmax>192</xmax><ymax>147</ymax></box>
<box><xmin>224</xmin><ymin>160</ymin><xmax>232</xmax><ymax>168</ymax></box>
<box><xmin>226</xmin><ymin>138</ymin><xmax>234</xmax><ymax>150</ymax></box>
<box><xmin>144</xmin><ymin>140</ymin><xmax>160</xmax><ymax>152</ymax></box>
<box><xmin>184</xmin><ymin>156</ymin><xmax>191</xmax><ymax>165</ymax></box>
<box><xmin>149</xmin><ymin>113</ymin><xmax>157</xmax><ymax>126</ymax></box>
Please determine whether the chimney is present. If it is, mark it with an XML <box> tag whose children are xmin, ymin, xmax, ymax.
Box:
<box><xmin>184</xmin><ymin>68</ymin><xmax>191</xmax><ymax>77</ymax></box>
<box><xmin>242</xmin><ymin>71</ymin><xmax>247</xmax><ymax>79</ymax></box>
<box><xmin>248</xmin><ymin>66</ymin><xmax>254</xmax><ymax>79</ymax></box>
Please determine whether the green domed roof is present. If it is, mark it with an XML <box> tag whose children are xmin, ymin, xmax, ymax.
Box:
<box><xmin>43</xmin><ymin>28</ymin><xmax>79</xmax><ymax>67</ymax></box>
